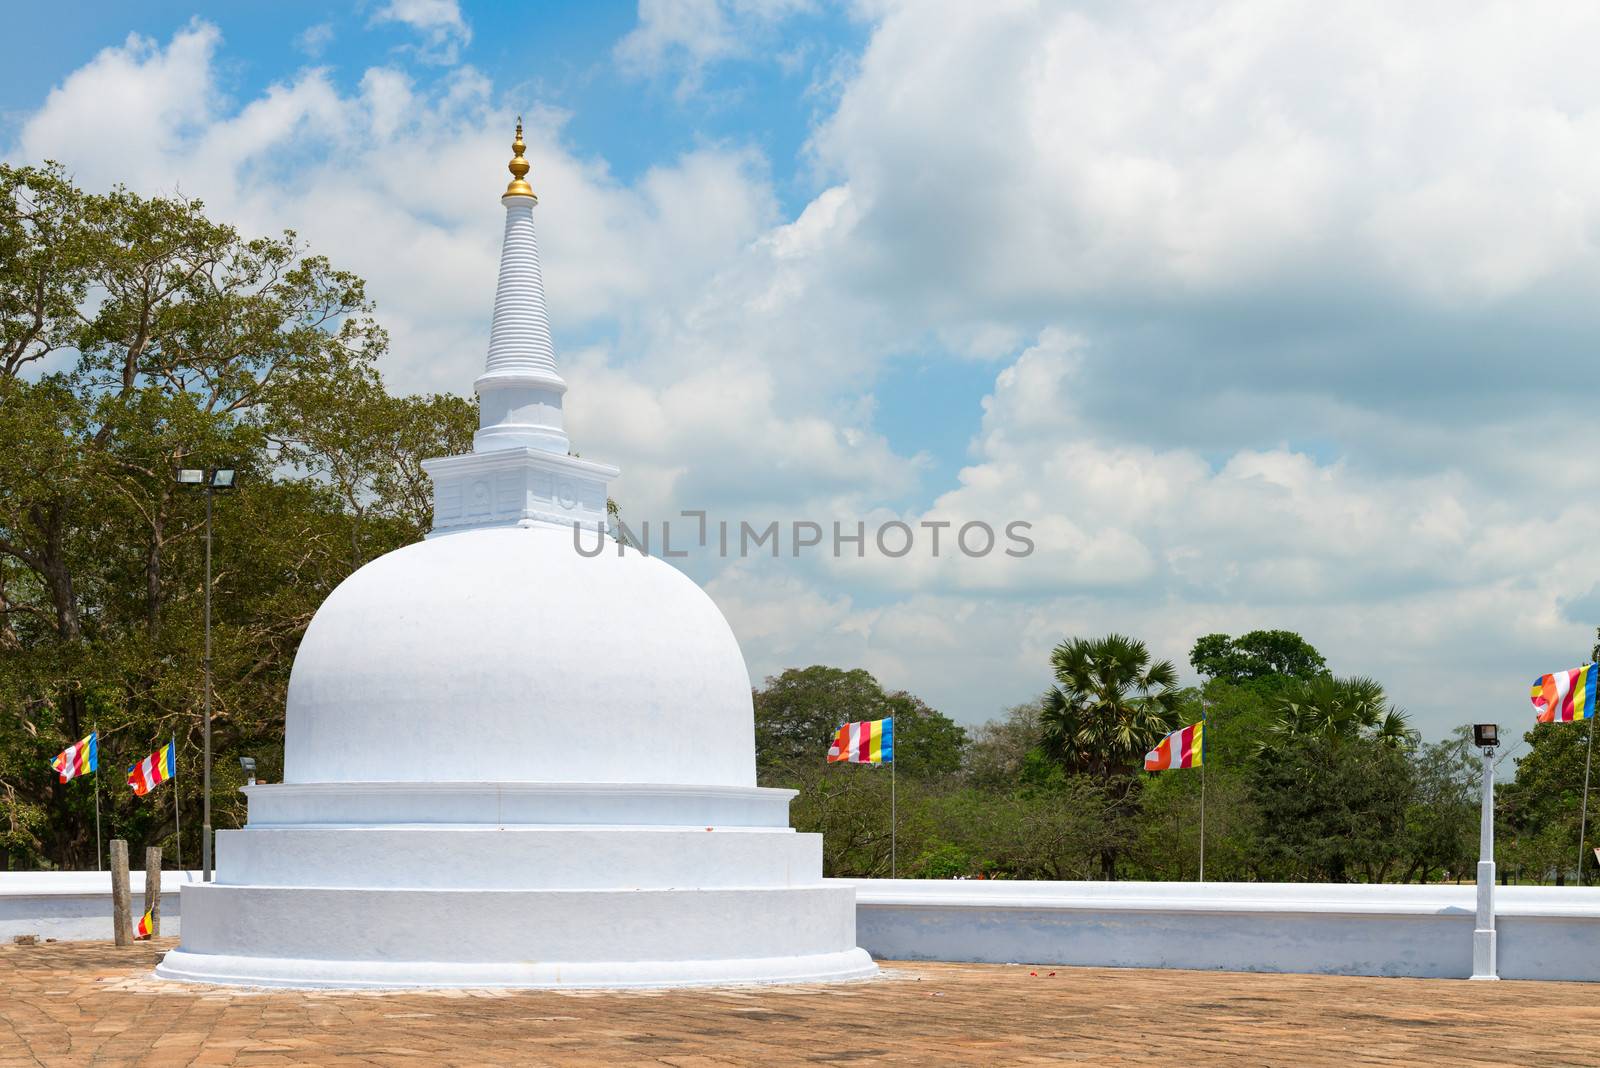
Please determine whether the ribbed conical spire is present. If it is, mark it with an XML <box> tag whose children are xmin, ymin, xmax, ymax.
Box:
<box><xmin>421</xmin><ymin>119</ymin><xmax>615</xmax><ymax>539</ymax></box>
<box><xmin>474</xmin><ymin>120</ymin><xmax>568</xmax><ymax>454</ymax></box>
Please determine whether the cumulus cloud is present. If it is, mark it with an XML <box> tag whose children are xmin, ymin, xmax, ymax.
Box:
<box><xmin>370</xmin><ymin>0</ymin><xmax>472</xmax><ymax>65</ymax></box>
<box><xmin>6</xmin><ymin>18</ymin><xmax>925</xmax><ymax>547</ymax></box>
<box><xmin>13</xmin><ymin>5</ymin><xmax>1600</xmax><ymax>738</ymax></box>
<box><xmin>616</xmin><ymin>0</ymin><xmax>815</xmax><ymax>97</ymax></box>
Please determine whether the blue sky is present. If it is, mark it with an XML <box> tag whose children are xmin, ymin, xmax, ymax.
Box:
<box><xmin>8</xmin><ymin>1</ymin><xmax>1600</xmax><ymax>739</ymax></box>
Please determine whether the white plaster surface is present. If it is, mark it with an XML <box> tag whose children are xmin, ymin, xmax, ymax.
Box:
<box><xmin>153</xmin><ymin>949</ymin><xmax>876</xmax><ymax>990</ymax></box>
<box><xmin>282</xmin><ymin>525</ymin><xmax>758</xmax><ymax>788</ymax></box>
<box><xmin>0</xmin><ymin>871</ymin><xmax>200</xmax><ymax>942</ymax></box>
<box><xmin>12</xmin><ymin>874</ymin><xmax>1600</xmax><ymax>983</ymax></box>
<box><xmin>158</xmin><ymin>169</ymin><xmax>872</xmax><ymax>991</ymax></box>
<box><xmin>473</xmin><ymin>194</ymin><xmax>569</xmax><ymax>455</ymax></box>
<box><xmin>240</xmin><ymin>781</ymin><xmax>795</xmax><ymax>827</ymax></box>
<box><xmin>842</xmin><ymin>879</ymin><xmax>1600</xmax><ymax>982</ymax></box>
<box><xmin>214</xmin><ymin>826</ymin><xmax>819</xmax><ymax>888</ymax></box>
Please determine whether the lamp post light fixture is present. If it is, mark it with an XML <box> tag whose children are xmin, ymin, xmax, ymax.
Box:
<box><xmin>175</xmin><ymin>465</ymin><xmax>236</xmax><ymax>882</ymax></box>
<box><xmin>239</xmin><ymin>756</ymin><xmax>256</xmax><ymax>787</ymax></box>
<box><xmin>1470</xmin><ymin>722</ymin><xmax>1500</xmax><ymax>980</ymax></box>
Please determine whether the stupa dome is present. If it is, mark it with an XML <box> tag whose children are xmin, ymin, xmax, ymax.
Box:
<box><xmin>284</xmin><ymin>524</ymin><xmax>757</xmax><ymax>787</ymax></box>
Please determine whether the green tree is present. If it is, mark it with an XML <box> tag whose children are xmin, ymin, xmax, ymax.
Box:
<box><xmin>1402</xmin><ymin>727</ymin><xmax>1479</xmax><ymax>883</ymax></box>
<box><xmin>0</xmin><ymin>163</ymin><xmax>471</xmax><ymax>870</ymax></box>
<box><xmin>940</xmin><ymin>778</ymin><xmax>1125</xmax><ymax>880</ymax></box>
<box><xmin>1502</xmin><ymin>721</ymin><xmax>1596</xmax><ymax>883</ymax></box>
<box><xmin>964</xmin><ymin>700</ymin><xmax>1046</xmax><ymax>791</ymax></box>
<box><xmin>1250</xmin><ymin>734</ymin><xmax>1415</xmax><ymax>881</ymax></box>
<box><xmin>753</xmin><ymin>666</ymin><xmax>965</xmax><ymax>781</ymax></box>
<box><xmin>1190</xmin><ymin>629</ymin><xmax>1327</xmax><ymax>685</ymax></box>
<box><xmin>1039</xmin><ymin>633</ymin><xmax>1181</xmax><ymax>878</ymax></box>
<box><xmin>1266</xmin><ymin>675</ymin><xmax>1417</xmax><ymax>750</ymax></box>
<box><xmin>1040</xmin><ymin>634</ymin><xmax>1182</xmax><ymax>782</ymax></box>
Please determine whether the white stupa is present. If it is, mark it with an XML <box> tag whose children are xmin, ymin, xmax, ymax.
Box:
<box><xmin>156</xmin><ymin>123</ymin><xmax>875</xmax><ymax>989</ymax></box>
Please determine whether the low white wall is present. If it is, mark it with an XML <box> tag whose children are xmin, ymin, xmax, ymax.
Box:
<box><xmin>0</xmin><ymin>871</ymin><xmax>201</xmax><ymax>942</ymax></box>
<box><xmin>8</xmin><ymin>873</ymin><xmax>1600</xmax><ymax>982</ymax></box>
<box><xmin>838</xmin><ymin>879</ymin><xmax>1600</xmax><ymax>981</ymax></box>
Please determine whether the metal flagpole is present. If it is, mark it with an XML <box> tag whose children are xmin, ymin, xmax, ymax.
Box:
<box><xmin>1579</xmin><ymin>713</ymin><xmax>1595</xmax><ymax>886</ymax></box>
<box><xmin>1581</xmin><ymin>636</ymin><xmax>1600</xmax><ymax>888</ymax></box>
<box><xmin>1198</xmin><ymin>699</ymin><xmax>1207</xmax><ymax>883</ymax></box>
<box><xmin>172</xmin><ymin>738</ymin><xmax>184</xmax><ymax>869</ymax></box>
<box><xmin>174</xmin><ymin>765</ymin><xmax>184</xmax><ymax>872</ymax></box>
<box><xmin>93</xmin><ymin>725</ymin><xmax>102</xmax><ymax>872</ymax></box>
<box><xmin>890</xmin><ymin>755</ymin><xmax>897</xmax><ymax>879</ymax></box>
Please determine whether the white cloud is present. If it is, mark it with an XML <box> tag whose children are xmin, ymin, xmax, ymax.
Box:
<box><xmin>7</xmin><ymin>18</ymin><xmax>925</xmax><ymax>541</ymax></box>
<box><xmin>616</xmin><ymin>0</ymin><xmax>815</xmax><ymax>97</ymax></box>
<box><xmin>296</xmin><ymin>23</ymin><xmax>335</xmax><ymax>59</ymax></box>
<box><xmin>370</xmin><ymin>0</ymin><xmax>472</xmax><ymax>65</ymax></box>
<box><xmin>14</xmin><ymin>6</ymin><xmax>1600</xmax><ymax>740</ymax></box>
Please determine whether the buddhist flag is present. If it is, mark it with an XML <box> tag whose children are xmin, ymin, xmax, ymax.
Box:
<box><xmin>135</xmin><ymin>908</ymin><xmax>154</xmax><ymax>940</ymax></box>
<box><xmin>828</xmin><ymin>718</ymin><xmax>894</xmax><ymax>764</ymax></box>
<box><xmin>1531</xmin><ymin>665</ymin><xmax>1599</xmax><ymax>723</ymax></box>
<box><xmin>50</xmin><ymin>732</ymin><xmax>97</xmax><ymax>782</ymax></box>
<box><xmin>1145</xmin><ymin>721</ymin><xmax>1204</xmax><ymax>771</ymax></box>
<box><xmin>127</xmin><ymin>739</ymin><xmax>176</xmax><ymax>797</ymax></box>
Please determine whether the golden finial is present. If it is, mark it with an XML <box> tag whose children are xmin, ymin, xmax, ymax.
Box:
<box><xmin>504</xmin><ymin>116</ymin><xmax>536</xmax><ymax>200</ymax></box>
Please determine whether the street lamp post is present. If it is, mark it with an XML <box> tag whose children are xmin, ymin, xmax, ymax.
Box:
<box><xmin>177</xmin><ymin>466</ymin><xmax>235</xmax><ymax>882</ymax></box>
<box><xmin>1470</xmin><ymin>722</ymin><xmax>1500</xmax><ymax>981</ymax></box>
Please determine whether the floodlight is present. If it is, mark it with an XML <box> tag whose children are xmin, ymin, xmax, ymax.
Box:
<box><xmin>176</xmin><ymin>469</ymin><xmax>205</xmax><ymax>484</ymax></box>
<box><xmin>211</xmin><ymin>468</ymin><xmax>236</xmax><ymax>490</ymax></box>
<box><xmin>1474</xmin><ymin>723</ymin><xmax>1499</xmax><ymax>749</ymax></box>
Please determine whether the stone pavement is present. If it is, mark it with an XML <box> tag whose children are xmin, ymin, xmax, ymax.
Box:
<box><xmin>1</xmin><ymin>940</ymin><xmax>1595</xmax><ymax>1067</ymax></box>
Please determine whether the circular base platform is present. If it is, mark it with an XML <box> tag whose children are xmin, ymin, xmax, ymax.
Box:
<box><xmin>154</xmin><ymin>947</ymin><xmax>878</xmax><ymax>990</ymax></box>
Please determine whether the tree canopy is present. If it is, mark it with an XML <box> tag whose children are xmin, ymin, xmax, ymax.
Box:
<box><xmin>753</xmin><ymin>665</ymin><xmax>967</xmax><ymax>780</ymax></box>
<box><xmin>0</xmin><ymin>163</ymin><xmax>473</xmax><ymax>869</ymax></box>
<box><xmin>1190</xmin><ymin>629</ymin><xmax>1328</xmax><ymax>685</ymax></box>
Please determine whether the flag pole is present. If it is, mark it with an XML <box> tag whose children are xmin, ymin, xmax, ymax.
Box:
<box><xmin>1579</xmin><ymin>713</ymin><xmax>1594</xmax><ymax>886</ymax></box>
<box><xmin>93</xmin><ymin>726</ymin><xmax>103</xmax><ymax>873</ymax></box>
<box><xmin>1581</xmin><ymin>636</ymin><xmax>1600</xmax><ymax>888</ymax></box>
<box><xmin>1198</xmin><ymin>699</ymin><xmax>1207</xmax><ymax>883</ymax></box>
<box><xmin>173</xmin><ymin>741</ymin><xmax>184</xmax><ymax>872</ymax></box>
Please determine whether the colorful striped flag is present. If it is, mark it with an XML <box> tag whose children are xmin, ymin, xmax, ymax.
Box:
<box><xmin>1145</xmin><ymin>721</ymin><xmax>1204</xmax><ymax>771</ymax></box>
<box><xmin>127</xmin><ymin>739</ymin><xmax>176</xmax><ymax>796</ymax></box>
<box><xmin>827</xmin><ymin>717</ymin><xmax>894</xmax><ymax>764</ymax></box>
<box><xmin>1531</xmin><ymin>665</ymin><xmax>1599</xmax><ymax>723</ymax></box>
<box><xmin>50</xmin><ymin>733</ymin><xmax>97</xmax><ymax>782</ymax></box>
<box><xmin>135</xmin><ymin>908</ymin><xmax>154</xmax><ymax>940</ymax></box>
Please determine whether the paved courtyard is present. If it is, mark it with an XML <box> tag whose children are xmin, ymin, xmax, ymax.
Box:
<box><xmin>1</xmin><ymin>940</ymin><xmax>1595</xmax><ymax>1067</ymax></box>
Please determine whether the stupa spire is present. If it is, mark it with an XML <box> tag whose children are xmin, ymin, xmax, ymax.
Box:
<box><xmin>418</xmin><ymin>117</ymin><xmax>616</xmax><ymax>538</ymax></box>
<box><xmin>474</xmin><ymin>117</ymin><xmax>567</xmax><ymax>454</ymax></box>
<box><xmin>504</xmin><ymin>117</ymin><xmax>535</xmax><ymax>200</ymax></box>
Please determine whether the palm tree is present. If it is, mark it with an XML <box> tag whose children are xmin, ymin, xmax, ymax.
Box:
<box><xmin>1040</xmin><ymin>634</ymin><xmax>1183</xmax><ymax>782</ymax></box>
<box><xmin>1266</xmin><ymin>675</ymin><xmax>1418</xmax><ymax>750</ymax></box>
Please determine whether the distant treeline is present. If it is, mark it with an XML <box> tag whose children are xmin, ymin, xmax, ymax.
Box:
<box><xmin>758</xmin><ymin>630</ymin><xmax>1597</xmax><ymax>884</ymax></box>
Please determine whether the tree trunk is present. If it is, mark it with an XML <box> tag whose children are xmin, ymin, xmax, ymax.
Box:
<box><xmin>145</xmin><ymin>512</ymin><xmax>164</xmax><ymax>638</ymax></box>
<box><xmin>33</xmin><ymin>499</ymin><xmax>81</xmax><ymax>641</ymax></box>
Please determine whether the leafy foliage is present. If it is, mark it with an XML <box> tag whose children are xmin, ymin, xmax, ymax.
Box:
<box><xmin>1267</xmin><ymin>675</ymin><xmax>1417</xmax><ymax>750</ymax></box>
<box><xmin>1190</xmin><ymin>629</ymin><xmax>1328</xmax><ymax>685</ymax></box>
<box><xmin>0</xmin><ymin>163</ymin><xmax>475</xmax><ymax>869</ymax></box>
<box><xmin>753</xmin><ymin>665</ymin><xmax>966</xmax><ymax>781</ymax></box>
<box><xmin>1040</xmin><ymin>634</ymin><xmax>1181</xmax><ymax>781</ymax></box>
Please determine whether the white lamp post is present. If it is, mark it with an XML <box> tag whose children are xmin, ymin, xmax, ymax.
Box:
<box><xmin>1470</xmin><ymin>722</ymin><xmax>1500</xmax><ymax>980</ymax></box>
